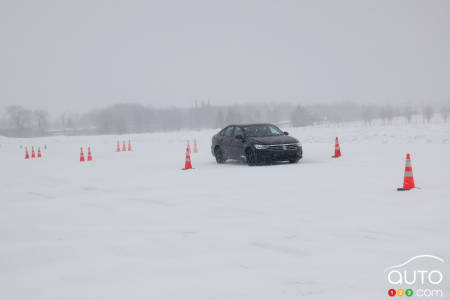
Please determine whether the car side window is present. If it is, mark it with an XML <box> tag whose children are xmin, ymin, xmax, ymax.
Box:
<box><xmin>234</xmin><ymin>127</ymin><xmax>244</xmax><ymax>137</ymax></box>
<box><xmin>219</xmin><ymin>128</ymin><xmax>227</xmax><ymax>136</ymax></box>
<box><xmin>224</xmin><ymin>126</ymin><xmax>234</xmax><ymax>137</ymax></box>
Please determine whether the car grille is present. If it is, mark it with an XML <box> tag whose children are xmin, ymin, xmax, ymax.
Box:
<box><xmin>266</xmin><ymin>144</ymin><xmax>298</xmax><ymax>151</ymax></box>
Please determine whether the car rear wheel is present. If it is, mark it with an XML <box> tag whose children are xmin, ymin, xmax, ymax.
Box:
<box><xmin>214</xmin><ymin>147</ymin><xmax>226</xmax><ymax>164</ymax></box>
<box><xmin>245</xmin><ymin>148</ymin><xmax>257</xmax><ymax>166</ymax></box>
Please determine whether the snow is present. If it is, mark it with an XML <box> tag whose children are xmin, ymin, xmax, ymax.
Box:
<box><xmin>1</xmin><ymin>120</ymin><xmax>450</xmax><ymax>299</ymax></box>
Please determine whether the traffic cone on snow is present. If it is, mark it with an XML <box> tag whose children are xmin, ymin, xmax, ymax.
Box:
<box><xmin>122</xmin><ymin>141</ymin><xmax>126</xmax><ymax>152</ymax></box>
<box><xmin>128</xmin><ymin>140</ymin><xmax>132</xmax><ymax>151</ymax></box>
<box><xmin>193</xmin><ymin>139</ymin><xmax>198</xmax><ymax>153</ymax></box>
<box><xmin>116</xmin><ymin>141</ymin><xmax>121</xmax><ymax>152</ymax></box>
<box><xmin>186</xmin><ymin>140</ymin><xmax>191</xmax><ymax>154</ymax></box>
<box><xmin>182</xmin><ymin>147</ymin><xmax>193</xmax><ymax>170</ymax></box>
<box><xmin>80</xmin><ymin>147</ymin><xmax>85</xmax><ymax>162</ymax></box>
<box><xmin>25</xmin><ymin>147</ymin><xmax>29</xmax><ymax>159</ymax></box>
<box><xmin>332</xmin><ymin>137</ymin><xmax>341</xmax><ymax>158</ymax></box>
<box><xmin>87</xmin><ymin>147</ymin><xmax>93</xmax><ymax>161</ymax></box>
<box><xmin>31</xmin><ymin>147</ymin><xmax>36</xmax><ymax>158</ymax></box>
<box><xmin>37</xmin><ymin>147</ymin><xmax>42</xmax><ymax>158</ymax></box>
<box><xmin>397</xmin><ymin>153</ymin><xmax>415</xmax><ymax>191</ymax></box>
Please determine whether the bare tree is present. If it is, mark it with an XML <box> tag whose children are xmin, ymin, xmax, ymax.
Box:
<box><xmin>291</xmin><ymin>105</ymin><xmax>314</xmax><ymax>127</ymax></box>
<box><xmin>440</xmin><ymin>104</ymin><xmax>449</xmax><ymax>122</ymax></box>
<box><xmin>362</xmin><ymin>105</ymin><xmax>375</xmax><ymax>126</ymax></box>
<box><xmin>422</xmin><ymin>105</ymin><xmax>433</xmax><ymax>123</ymax></box>
<box><xmin>5</xmin><ymin>105</ymin><xmax>32</xmax><ymax>130</ymax></box>
<box><xmin>0</xmin><ymin>115</ymin><xmax>6</xmax><ymax>129</ymax></box>
<box><xmin>224</xmin><ymin>107</ymin><xmax>242</xmax><ymax>125</ymax></box>
<box><xmin>215</xmin><ymin>111</ymin><xmax>225</xmax><ymax>128</ymax></box>
<box><xmin>402</xmin><ymin>105</ymin><xmax>414</xmax><ymax>124</ymax></box>
<box><xmin>34</xmin><ymin>110</ymin><xmax>50</xmax><ymax>133</ymax></box>
<box><xmin>379</xmin><ymin>105</ymin><xmax>395</xmax><ymax>125</ymax></box>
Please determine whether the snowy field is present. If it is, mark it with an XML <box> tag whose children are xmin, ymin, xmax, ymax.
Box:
<box><xmin>1</xmin><ymin>120</ymin><xmax>450</xmax><ymax>299</ymax></box>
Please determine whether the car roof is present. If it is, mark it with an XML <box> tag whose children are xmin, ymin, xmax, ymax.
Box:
<box><xmin>229</xmin><ymin>123</ymin><xmax>275</xmax><ymax>127</ymax></box>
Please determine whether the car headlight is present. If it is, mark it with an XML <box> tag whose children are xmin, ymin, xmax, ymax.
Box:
<box><xmin>296</xmin><ymin>142</ymin><xmax>302</xmax><ymax>147</ymax></box>
<box><xmin>254</xmin><ymin>144</ymin><xmax>268</xmax><ymax>150</ymax></box>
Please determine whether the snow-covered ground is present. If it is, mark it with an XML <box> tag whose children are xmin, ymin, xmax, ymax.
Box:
<box><xmin>1</xmin><ymin>120</ymin><xmax>450</xmax><ymax>299</ymax></box>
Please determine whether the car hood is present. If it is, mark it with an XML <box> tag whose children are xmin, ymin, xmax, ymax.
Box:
<box><xmin>248</xmin><ymin>135</ymin><xmax>299</xmax><ymax>145</ymax></box>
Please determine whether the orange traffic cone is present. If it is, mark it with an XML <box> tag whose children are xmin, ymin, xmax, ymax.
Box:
<box><xmin>37</xmin><ymin>147</ymin><xmax>42</xmax><ymax>158</ymax></box>
<box><xmin>397</xmin><ymin>153</ymin><xmax>415</xmax><ymax>191</ymax></box>
<box><xmin>87</xmin><ymin>147</ymin><xmax>93</xmax><ymax>161</ymax></box>
<box><xmin>122</xmin><ymin>141</ymin><xmax>126</xmax><ymax>152</ymax></box>
<box><xmin>128</xmin><ymin>140</ymin><xmax>132</xmax><ymax>151</ymax></box>
<box><xmin>80</xmin><ymin>147</ymin><xmax>85</xmax><ymax>162</ymax></box>
<box><xmin>31</xmin><ymin>146</ymin><xmax>36</xmax><ymax>158</ymax></box>
<box><xmin>186</xmin><ymin>140</ymin><xmax>191</xmax><ymax>154</ymax></box>
<box><xmin>332</xmin><ymin>137</ymin><xmax>341</xmax><ymax>158</ymax></box>
<box><xmin>193</xmin><ymin>139</ymin><xmax>198</xmax><ymax>153</ymax></box>
<box><xmin>182</xmin><ymin>147</ymin><xmax>193</xmax><ymax>170</ymax></box>
<box><xmin>116</xmin><ymin>141</ymin><xmax>121</xmax><ymax>152</ymax></box>
<box><xmin>25</xmin><ymin>147</ymin><xmax>30</xmax><ymax>159</ymax></box>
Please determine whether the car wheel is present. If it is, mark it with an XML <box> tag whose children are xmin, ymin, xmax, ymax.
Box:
<box><xmin>214</xmin><ymin>147</ymin><xmax>226</xmax><ymax>164</ymax></box>
<box><xmin>245</xmin><ymin>148</ymin><xmax>257</xmax><ymax>166</ymax></box>
<box><xmin>289</xmin><ymin>157</ymin><xmax>300</xmax><ymax>163</ymax></box>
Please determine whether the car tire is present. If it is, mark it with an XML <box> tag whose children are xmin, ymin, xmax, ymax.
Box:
<box><xmin>289</xmin><ymin>156</ymin><xmax>302</xmax><ymax>164</ymax></box>
<box><xmin>289</xmin><ymin>156</ymin><xmax>301</xmax><ymax>163</ymax></box>
<box><xmin>245</xmin><ymin>148</ymin><xmax>257</xmax><ymax>166</ymax></box>
<box><xmin>214</xmin><ymin>147</ymin><xmax>226</xmax><ymax>164</ymax></box>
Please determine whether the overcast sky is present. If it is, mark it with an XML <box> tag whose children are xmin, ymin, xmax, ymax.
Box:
<box><xmin>1</xmin><ymin>0</ymin><xmax>449</xmax><ymax>114</ymax></box>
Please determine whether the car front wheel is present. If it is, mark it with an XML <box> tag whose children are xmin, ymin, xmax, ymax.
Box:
<box><xmin>289</xmin><ymin>157</ymin><xmax>301</xmax><ymax>163</ymax></box>
<box><xmin>245</xmin><ymin>148</ymin><xmax>258</xmax><ymax>166</ymax></box>
<box><xmin>214</xmin><ymin>147</ymin><xmax>226</xmax><ymax>164</ymax></box>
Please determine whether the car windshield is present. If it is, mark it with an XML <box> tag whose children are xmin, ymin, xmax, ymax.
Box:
<box><xmin>242</xmin><ymin>125</ymin><xmax>284</xmax><ymax>137</ymax></box>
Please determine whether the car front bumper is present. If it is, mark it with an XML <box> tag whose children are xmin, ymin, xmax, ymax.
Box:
<box><xmin>254</xmin><ymin>146</ymin><xmax>302</xmax><ymax>161</ymax></box>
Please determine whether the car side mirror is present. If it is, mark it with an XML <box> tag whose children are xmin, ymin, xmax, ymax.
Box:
<box><xmin>284</xmin><ymin>131</ymin><xmax>289</xmax><ymax>135</ymax></box>
<box><xmin>235</xmin><ymin>134</ymin><xmax>244</xmax><ymax>140</ymax></box>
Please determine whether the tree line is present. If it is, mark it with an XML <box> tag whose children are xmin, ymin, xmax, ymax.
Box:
<box><xmin>1</xmin><ymin>101</ymin><xmax>449</xmax><ymax>137</ymax></box>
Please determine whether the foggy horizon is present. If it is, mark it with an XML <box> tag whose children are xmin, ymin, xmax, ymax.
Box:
<box><xmin>2</xmin><ymin>0</ymin><xmax>450</xmax><ymax>115</ymax></box>
<box><xmin>2</xmin><ymin>97</ymin><xmax>448</xmax><ymax>117</ymax></box>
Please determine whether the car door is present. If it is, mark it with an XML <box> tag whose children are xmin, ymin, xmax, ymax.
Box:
<box><xmin>214</xmin><ymin>127</ymin><xmax>227</xmax><ymax>148</ymax></box>
<box><xmin>230</xmin><ymin>126</ymin><xmax>245</xmax><ymax>159</ymax></box>
<box><xmin>221</xmin><ymin>126</ymin><xmax>235</xmax><ymax>157</ymax></box>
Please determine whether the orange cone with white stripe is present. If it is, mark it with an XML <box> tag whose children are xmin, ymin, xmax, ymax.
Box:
<box><xmin>193</xmin><ymin>139</ymin><xmax>198</xmax><ymax>153</ymax></box>
<box><xmin>182</xmin><ymin>147</ymin><xmax>193</xmax><ymax>170</ymax></box>
<box><xmin>397</xmin><ymin>153</ymin><xmax>415</xmax><ymax>191</ymax></box>
<box><xmin>80</xmin><ymin>147</ymin><xmax>85</xmax><ymax>162</ymax></box>
<box><xmin>122</xmin><ymin>141</ymin><xmax>126</xmax><ymax>152</ymax></box>
<box><xmin>31</xmin><ymin>147</ymin><xmax>36</xmax><ymax>158</ymax></box>
<box><xmin>116</xmin><ymin>141</ymin><xmax>121</xmax><ymax>152</ymax></box>
<box><xmin>87</xmin><ymin>147</ymin><xmax>93</xmax><ymax>161</ymax></box>
<box><xmin>37</xmin><ymin>147</ymin><xmax>42</xmax><ymax>158</ymax></box>
<box><xmin>128</xmin><ymin>140</ymin><xmax>132</xmax><ymax>151</ymax></box>
<box><xmin>332</xmin><ymin>137</ymin><xmax>341</xmax><ymax>158</ymax></box>
<box><xmin>25</xmin><ymin>147</ymin><xmax>30</xmax><ymax>159</ymax></box>
<box><xmin>186</xmin><ymin>140</ymin><xmax>191</xmax><ymax>154</ymax></box>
